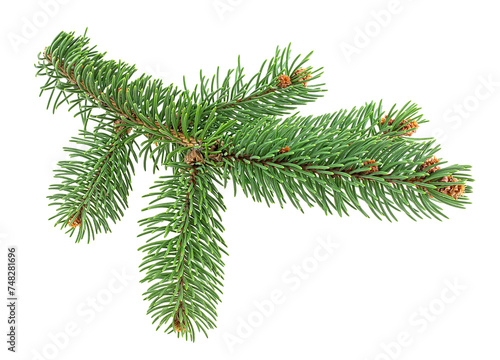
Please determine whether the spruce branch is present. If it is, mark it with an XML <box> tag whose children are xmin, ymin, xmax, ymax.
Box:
<box><xmin>39</xmin><ymin>45</ymin><xmax>194</xmax><ymax>147</ymax></box>
<box><xmin>36</xmin><ymin>30</ymin><xmax>474</xmax><ymax>340</ymax></box>
<box><xmin>198</xmin><ymin>45</ymin><xmax>325</xmax><ymax>126</ymax></box>
<box><xmin>138</xmin><ymin>164</ymin><xmax>226</xmax><ymax>340</ymax></box>
<box><xmin>218</xmin><ymin>103</ymin><xmax>471</xmax><ymax>221</ymax></box>
<box><xmin>48</xmin><ymin>121</ymin><xmax>139</xmax><ymax>242</ymax></box>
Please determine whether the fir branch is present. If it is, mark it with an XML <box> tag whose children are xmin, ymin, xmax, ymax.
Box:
<box><xmin>39</xmin><ymin>42</ymin><xmax>194</xmax><ymax>147</ymax></box>
<box><xmin>49</xmin><ymin>121</ymin><xmax>139</xmax><ymax>242</ymax></box>
<box><xmin>36</xmin><ymin>30</ymin><xmax>474</xmax><ymax>341</ymax></box>
<box><xmin>36</xmin><ymin>31</ymin><xmax>325</xmax><ymax>150</ymax></box>
<box><xmin>138</xmin><ymin>164</ymin><xmax>226</xmax><ymax>341</ymax></box>
<box><xmin>184</xmin><ymin>44</ymin><xmax>325</xmax><ymax>131</ymax></box>
<box><xmin>219</xmin><ymin>103</ymin><xmax>472</xmax><ymax>220</ymax></box>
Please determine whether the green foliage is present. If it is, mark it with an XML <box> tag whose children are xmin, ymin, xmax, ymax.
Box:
<box><xmin>36</xmin><ymin>30</ymin><xmax>474</xmax><ymax>341</ymax></box>
<box><xmin>48</xmin><ymin>120</ymin><xmax>139</xmax><ymax>242</ymax></box>
<box><xmin>191</xmin><ymin>44</ymin><xmax>325</xmax><ymax>125</ymax></box>
<box><xmin>220</xmin><ymin>102</ymin><xmax>472</xmax><ymax>221</ymax></box>
<box><xmin>139</xmin><ymin>165</ymin><xmax>226</xmax><ymax>340</ymax></box>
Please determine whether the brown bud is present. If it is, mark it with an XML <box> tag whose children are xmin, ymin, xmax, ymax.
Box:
<box><xmin>420</xmin><ymin>156</ymin><xmax>441</xmax><ymax>174</ymax></box>
<box><xmin>174</xmin><ymin>319</ymin><xmax>186</xmax><ymax>333</ymax></box>
<box><xmin>360</xmin><ymin>159</ymin><xmax>379</xmax><ymax>175</ymax></box>
<box><xmin>207</xmin><ymin>140</ymin><xmax>224</xmax><ymax>162</ymax></box>
<box><xmin>68</xmin><ymin>214</ymin><xmax>81</xmax><ymax>228</ymax></box>
<box><xmin>381</xmin><ymin>115</ymin><xmax>418</xmax><ymax>137</ymax></box>
<box><xmin>436</xmin><ymin>176</ymin><xmax>466</xmax><ymax>200</ymax></box>
<box><xmin>279</xmin><ymin>146</ymin><xmax>291</xmax><ymax>154</ymax></box>
<box><xmin>184</xmin><ymin>148</ymin><xmax>204</xmax><ymax>165</ymax></box>
<box><xmin>208</xmin><ymin>154</ymin><xmax>223</xmax><ymax>162</ymax></box>
<box><xmin>294</xmin><ymin>68</ymin><xmax>312</xmax><ymax>87</ymax></box>
<box><xmin>277</xmin><ymin>74</ymin><xmax>292</xmax><ymax>89</ymax></box>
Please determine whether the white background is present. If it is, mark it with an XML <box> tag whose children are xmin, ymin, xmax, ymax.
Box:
<box><xmin>1</xmin><ymin>0</ymin><xmax>499</xmax><ymax>359</ymax></box>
